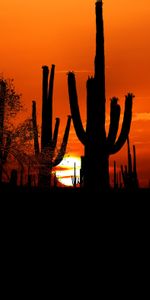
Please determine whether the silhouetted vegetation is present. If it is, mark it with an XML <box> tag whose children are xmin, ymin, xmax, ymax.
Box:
<box><xmin>32</xmin><ymin>65</ymin><xmax>71</xmax><ymax>188</ymax></box>
<box><xmin>0</xmin><ymin>1</ymin><xmax>149</xmax><ymax>196</ymax></box>
<box><xmin>0</xmin><ymin>77</ymin><xmax>33</xmax><ymax>184</ymax></box>
<box><xmin>68</xmin><ymin>1</ymin><xmax>134</xmax><ymax>192</ymax></box>
<box><xmin>121</xmin><ymin>137</ymin><xmax>139</xmax><ymax>190</ymax></box>
<box><xmin>113</xmin><ymin>137</ymin><xmax>139</xmax><ymax>190</ymax></box>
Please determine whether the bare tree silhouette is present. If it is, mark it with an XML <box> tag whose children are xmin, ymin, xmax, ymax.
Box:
<box><xmin>0</xmin><ymin>77</ymin><xmax>35</xmax><ymax>184</ymax></box>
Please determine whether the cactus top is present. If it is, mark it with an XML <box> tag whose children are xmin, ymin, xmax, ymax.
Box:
<box><xmin>96</xmin><ymin>0</ymin><xmax>103</xmax><ymax>7</ymax></box>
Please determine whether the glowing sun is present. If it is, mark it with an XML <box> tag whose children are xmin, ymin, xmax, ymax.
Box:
<box><xmin>55</xmin><ymin>155</ymin><xmax>81</xmax><ymax>186</ymax></box>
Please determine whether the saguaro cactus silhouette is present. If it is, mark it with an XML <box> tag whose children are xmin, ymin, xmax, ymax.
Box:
<box><xmin>32</xmin><ymin>65</ymin><xmax>71</xmax><ymax>188</ymax></box>
<box><xmin>71</xmin><ymin>162</ymin><xmax>77</xmax><ymax>188</ymax></box>
<box><xmin>67</xmin><ymin>0</ymin><xmax>134</xmax><ymax>191</ymax></box>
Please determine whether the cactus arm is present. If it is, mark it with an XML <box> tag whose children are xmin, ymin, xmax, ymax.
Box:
<box><xmin>47</xmin><ymin>64</ymin><xmax>55</xmax><ymax>144</ymax></box>
<box><xmin>68</xmin><ymin>72</ymin><xmax>86</xmax><ymax>145</ymax></box>
<box><xmin>49</xmin><ymin>118</ymin><xmax>60</xmax><ymax>160</ymax></box>
<box><xmin>107</xmin><ymin>98</ymin><xmax>120</xmax><ymax>148</ymax></box>
<box><xmin>52</xmin><ymin>117</ymin><xmax>60</xmax><ymax>150</ymax></box>
<box><xmin>109</xmin><ymin>93</ymin><xmax>134</xmax><ymax>154</ymax></box>
<box><xmin>52</xmin><ymin>115</ymin><xmax>71</xmax><ymax>167</ymax></box>
<box><xmin>32</xmin><ymin>101</ymin><xmax>40</xmax><ymax>155</ymax></box>
<box><xmin>41</xmin><ymin>65</ymin><xmax>49</xmax><ymax>151</ymax></box>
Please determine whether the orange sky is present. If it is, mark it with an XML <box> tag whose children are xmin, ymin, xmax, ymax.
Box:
<box><xmin>0</xmin><ymin>0</ymin><xmax>150</xmax><ymax>187</ymax></box>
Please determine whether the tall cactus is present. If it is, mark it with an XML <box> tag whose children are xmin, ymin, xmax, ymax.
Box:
<box><xmin>32</xmin><ymin>65</ymin><xmax>71</xmax><ymax>188</ymax></box>
<box><xmin>67</xmin><ymin>0</ymin><xmax>134</xmax><ymax>191</ymax></box>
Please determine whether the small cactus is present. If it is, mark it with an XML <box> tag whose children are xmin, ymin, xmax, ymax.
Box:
<box><xmin>121</xmin><ymin>137</ymin><xmax>139</xmax><ymax>190</ymax></box>
<box><xmin>71</xmin><ymin>162</ymin><xmax>77</xmax><ymax>188</ymax></box>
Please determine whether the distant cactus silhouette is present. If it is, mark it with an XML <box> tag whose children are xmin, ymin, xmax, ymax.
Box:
<box><xmin>67</xmin><ymin>0</ymin><xmax>134</xmax><ymax>191</ymax></box>
<box><xmin>80</xmin><ymin>156</ymin><xmax>85</xmax><ymax>188</ymax></box>
<box><xmin>121</xmin><ymin>137</ymin><xmax>139</xmax><ymax>190</ymax></box>
<box><xmin>113</xmin><ymin>161</ymin><xmax>118</xmax><ymax>190</ymax></box>
<box><xmin>113</xmin><ymin>161</ymin><xmax>123</xmax><ymax>190</ymax></box>
<box><xmin>71</xmin><ymin>162</ymin><xmax>77</xmax><ymax>188</ymax></box>
<box><xmin>32</xmin><ymin>65</ymin><xmax>71</xmax><ymax>188</ymax></box>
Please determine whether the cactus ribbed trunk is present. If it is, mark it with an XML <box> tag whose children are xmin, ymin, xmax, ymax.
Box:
<box><xmin>39</xmin><ymin>65</ymin><xmax>54</xmax><ymax>187</ymax></box>
<box><xmin>95</xmin><ymin>0</ymin><xmax>106</xmax><ymax>138</ymax></box>
<box><xmin>95</xmin><ymin>0</ymin><xmax>106</xmax><ymax>122</ymax></box>
<box><xmin>47</xmin><ymin>64</ymin><xmax>55</xmax><ymax>147</ymax></box>
<box><xmin>40</xmin><ymin>65</ymin><xmax>55</xmax><ymax>187</ymax></box>
<box><xmin>67</xmin><ymin>1</ymin><xmax>133</xmax><ymax>192</ymax></box>
<box><xmin>85</xmin><ymin>1</ymin><xmax>108</xmax><ymax>190</ymax></box>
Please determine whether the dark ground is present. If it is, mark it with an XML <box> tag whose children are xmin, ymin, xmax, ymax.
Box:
<box><xmin>0</xmin><ymin>182</ymin><xmax>150</xmax><ymax>200</ymax></box>
<box><xmin>1</xmin><ymin>179</ymin><xmax>149</xmax><ymax>200</ymax></box>
<box><xmin>0</xmin><ymin>182</ymin><xmax>149</xmax><ymax>253</ymax></box>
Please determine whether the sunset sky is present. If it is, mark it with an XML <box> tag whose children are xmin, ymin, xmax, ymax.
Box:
<box><xmin>0</xmin><ymin>0</ymin><xmax>150</xmax><ymax>187</ymax></box>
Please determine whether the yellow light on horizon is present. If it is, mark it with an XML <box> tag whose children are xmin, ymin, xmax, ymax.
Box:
<box><xmin>55</xmin><ymin>155</ymin><xmax>81</xmax><ymax>186</ymax></box>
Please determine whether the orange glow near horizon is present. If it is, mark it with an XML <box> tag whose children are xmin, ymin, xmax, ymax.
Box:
<box><xmin>0</xmin><ymin>0</ymin><xmax>150</xmax><ymax>187</ymax></box>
